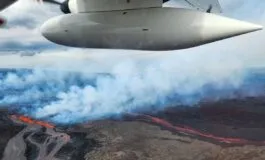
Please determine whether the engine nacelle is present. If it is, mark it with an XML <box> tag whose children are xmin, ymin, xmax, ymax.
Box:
<box><xmin>41</xmin><ymin>8</ymin><xmax>262</xmax><ymax>51</ymax></box>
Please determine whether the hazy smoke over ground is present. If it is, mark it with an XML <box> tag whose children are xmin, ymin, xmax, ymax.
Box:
<box><xmin>0</xmin><ymin>51</ymin><xmax>264</xmax><ymax>124</ymax></box>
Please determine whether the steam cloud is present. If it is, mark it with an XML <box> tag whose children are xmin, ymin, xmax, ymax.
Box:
<box><xmin>0</xmin><ymin>51</ymin><xmax>264</xmax><ymax>124</ymax></box>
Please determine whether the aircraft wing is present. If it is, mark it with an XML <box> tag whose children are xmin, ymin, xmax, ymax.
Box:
<box><xmin>183</xmin><ymin>0</ymin><xmax>222</xmax><ymax>13</ymax></box>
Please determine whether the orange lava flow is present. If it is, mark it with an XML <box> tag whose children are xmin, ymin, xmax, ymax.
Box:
<box><xmin>143</xmin><ymin>115</ymin><xmax>265</xmax><ymax>145</ymax></box>
<box><xmin>11</xmin><ymin>115</ymin><xmax>55</xmax><ymax>129</ymax></box>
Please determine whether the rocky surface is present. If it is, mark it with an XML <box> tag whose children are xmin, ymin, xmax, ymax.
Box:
<box><xmin>1</xmin><ymin>97</ymin><xmax>265</xmax><ymax>160</ymax></box>
<box><xmin>82</xmin><ymin>120</ymin><xmax>265</xmax><ymax>160</ymax></box>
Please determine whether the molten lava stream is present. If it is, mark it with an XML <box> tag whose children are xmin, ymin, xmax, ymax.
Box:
<box><xmin>11</xmin><ymin>115</ymin><xmax>55</xmax><ymax>129</ymax></box>
<box><xmin>142</xmin><ymin>115</ymin><xmax>265</xmax><ymax>145</ymax></box>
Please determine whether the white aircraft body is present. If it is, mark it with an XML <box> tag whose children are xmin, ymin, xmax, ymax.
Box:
<box><xmin>0</xmin><ymin>0</ymin><xmax>263</xmax><ymax>51</ymax></box>
<box><xmin>40</xmin><ymin>0</ymin><xmax>263</xmax><ymax>50</ymax></box>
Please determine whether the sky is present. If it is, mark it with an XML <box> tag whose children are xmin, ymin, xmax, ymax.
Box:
<box><xmin>0</xmin><ymin>0</ymin><xmax>264</xmax><ymax>123</ymax></box>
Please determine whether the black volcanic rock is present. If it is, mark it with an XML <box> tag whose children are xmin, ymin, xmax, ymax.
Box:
<box><xmin>1</xmin><ymin>97</ymin><xmax>265</xmax><ymax>159</ymax></box>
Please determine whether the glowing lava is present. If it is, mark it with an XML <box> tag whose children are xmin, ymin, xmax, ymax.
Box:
<box><xmin>11</xmin><ymin>115</ymin><xmax>55</xmax><ymax>129</ymax></box>
<box><xmin>142</xmin><ymin>115</ymin><xmax>265</xmax><ymax>145</ymax></box>
<box><xmin>9</xmin><ymin>113</ymin><xmax>265</xmax><ymax>145</ymax></box>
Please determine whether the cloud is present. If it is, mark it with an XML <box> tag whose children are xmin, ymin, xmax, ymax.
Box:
<box><xmin>0</xmin><ymin>49</ymin><xmax>250</xmax><ymax>123</ymax></box>
<box><xmin>0</xmin><ymin>0</ymin><xmax>61</xmax><ymax>50</ymax></box>
<box><xmin>2</xmin><ymin>0</ymin><xmax>60</xmax><ymax>27</ymax></box>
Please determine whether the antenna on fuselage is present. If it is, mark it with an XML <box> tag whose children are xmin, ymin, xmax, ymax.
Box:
<box><xmin>206</xmin><ymin>5</ymin><xmax>213</xmax><ymax>13</ymax></box>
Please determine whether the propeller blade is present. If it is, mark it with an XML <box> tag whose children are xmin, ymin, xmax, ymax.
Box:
<box><xmin>0</xmin><ymin>17</ymin><xmax>6</xmax><ymax>27</ymax></box>
<box><xmin>206</xmin><ymin>5</ymin><xmax>213</xmax><ymax>13</ymax></box>
<box><xmin>36</xmin><ymin>0</ymin><xmax>70</xmax><ymax>14</ymax></box>
<box><xmin>40</xmin><ymin>0</ymin><xmax>62</xmax><ymax>5</ymax></box>
<box><xmin>60</xmin><ymin>0</ymin><xmax>70</xmax><ymax>14</ymax></box>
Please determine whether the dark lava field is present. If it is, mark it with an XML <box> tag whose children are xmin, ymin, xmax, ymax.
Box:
<box><xmin>1</xmin><ymin>96</ymin><xmax>265</xmax><ymax>160</ymax></box>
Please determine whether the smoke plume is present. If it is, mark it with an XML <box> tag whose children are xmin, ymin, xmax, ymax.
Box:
<box><xmin>0</xmin><ymin>50</ymin><xmax>264</xmax><ymax>124</ymax></box>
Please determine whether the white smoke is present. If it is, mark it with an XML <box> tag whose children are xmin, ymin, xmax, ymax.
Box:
<box><xmin>0</xmin><ymin>50</ymin><xmax>248</xmax><ymax>124</ymax></box>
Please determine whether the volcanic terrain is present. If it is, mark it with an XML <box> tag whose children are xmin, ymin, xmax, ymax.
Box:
<box><xmin>0</xmin><ymin>96</ymin><xmax>265</xmax><ymax>159</ymax></box>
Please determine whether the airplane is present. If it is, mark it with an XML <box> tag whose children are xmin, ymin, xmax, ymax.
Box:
<box><xmin>39</xmin><ymin>0</ymin><xmax>263</xmax><ymax>50</ymax></box>
<box><xmin>0</xmin><ymin>0</ymin><xmax>263</xmax><ymax>51</ymax></box>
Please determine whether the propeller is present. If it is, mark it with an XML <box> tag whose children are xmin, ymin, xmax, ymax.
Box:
<box><xmin>0</xmin><ymin>17</ymin><xmax>6</xmax><ymax>27</ymax></box>
<box><xmin>40</xmin><ymin>0</ymin><xmax>70</xmax><ymax>14</ymax></box>
<box><xmin>206</xmin><ymin>5</ymin><xmax>213</xmax><ymax>13</ymax></box>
